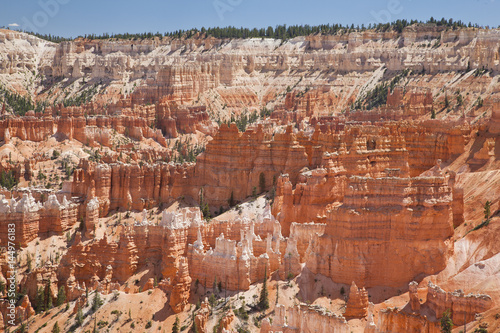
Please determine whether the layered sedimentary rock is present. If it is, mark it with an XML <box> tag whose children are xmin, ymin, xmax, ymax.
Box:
<box><xmin>0</xmin><ymin>192</ymin><xmax>78</xmax><ymax>246</ymax></box>
<box><xmin>0</xmin><ymin>116</ymin><xmax>55</xmax><ymax>142</ymax></box>
<box><xmin>409</xmin><ymin>281</ymin><xmax>421</xmax><ymax>312</ymax></box>
<box><xmin>377</xmin><ymin>307</ymin><xmax>441</xmax><ymax>333</ymax></box>
<box><xmin>188</xmin><ymin>231</ymin><xmax>271</xmax><ymax>291</ymax></box>
<box><xmin>84</xmin><ymin>197</ymin><xmax>99</xmax><ymax>238</ymax></box>
<box><xmin>344</xmin><ymin>281</ymin><xmax>369</xmax><ymax>319</ymax></box>
<box><xmin>376</xmin><ymin>281</ymin><xmax>493</xmax><ymax>332</ymax></box>
<box><xmin>349</xmin><ymin>88</ymin><xmax>433</xmax><ymax>122</ymax></box>
<box><xmin>260</xmin><ymin>304</ymin><xmax>349</xmax><ymax>333</ymax></box>
<box><xmin>39</xmin><ymin>194</ymin><xmax>78</xmax><ymax>235</ymax></box>
<box><xmin>22</xmin><ymin>262</ymin><xmax>59</xmax><ymax>306</ymax></box>
<box><xmin>58</xmin><ymin>231</ymin><xmax>138</xmax><ymax>287</ymax></box>
<box><xmin>195</xmin><ymin>124</ymin><xmax>310</xmax><ymax>208</ymax></box>
<box><xmin>169</xmin><ymin>257</ymin><xmax>192</xmax><ymax>313</ymax></box>
<box><xmin>0</xmin><ymin>295</ymin><xmax>35</xmax><ymax>326</ymax></box>
<box><xmin>426</xmin><ymin>282</ymin><xmax>493</xmax><ymax>326</ymax></box>
<box><xmin>306</xmin><ymin>175</ymin><xmax>455</xmax><ymax>288</ymax></box>
<box><xmin>195</xmin><ymin>298</ymin><xmax>210</xmax><ymax>333</ymax></box>
<box><xmin>71</xmin><ymin>159</ymin><xmax>195</xmax><ymax>216</ymax></box>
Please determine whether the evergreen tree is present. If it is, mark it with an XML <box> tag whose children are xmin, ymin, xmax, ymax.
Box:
<box><xmin>56</xmin><ymin>286</ymin><xmax>66</xmax><ymax>306</ymax></box>
<box><xmin>52</xmin><ymin>322</ymin><xmax>60</xmax><ymax>333</ymax></box>
<box><xmin>213</xmin><ymin>276</ymin><xmax>218</xmax><ymax>296</ymax></box>
<box><xmin>259</xmin><ymin>172</ymin><xmax>266</xmax><ymax>193</ymax></box>
<box><xmin>172</xmin><ymin>316</ymin><xmax>180</xmax><ymax>333</ymax></box>
<box><xmin>228</xmin><ymin>191</ymin><xmax>235</xmax><ymax>207</ymax></box>
<box><xmin>92</xmin><ymin>290</ymin><xmax>102</xmax><ymax>312</ymax></box>
<box><xmin>76</xmin><ymin>305</ymin><xmax>84</xmax><ymax>327</ymax></box>
<box><xmin>276</xmin><ymin>281</ymin><xmax>279</xmax><ymax>304</ymax></box>
<box><xmin>444</xmin><ymin>94</ymin><xmax>450</xmax><ymax>108</ymax></box>
<box><xmin>47</xmin><ymin>291</ymin><xmax>53</xmax><ymax>309</ymax></box>
<box><xmin>440</xmin><ymin>309</ymin><xmax>453</xmax><ymax>333</ymax></box>
<box><xmin>258</xmin><ymin>268</ymin><xmax>269</xmax><ymax>310</ymax></box>
<box><xmin>484</xmin><ymin>200</ymin><xmax>491</xmax><ymax>220</ymax></box>
<box><xmin>36</xmin><ymin>286</ymin><xmax>45</xmax><ymax>313</ymax></box>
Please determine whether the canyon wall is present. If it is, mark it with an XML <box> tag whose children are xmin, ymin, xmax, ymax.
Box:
<box><xmin>305</xmin><ymin>175</ymin><xmax>455</xmax><ymax>288</ymax></box>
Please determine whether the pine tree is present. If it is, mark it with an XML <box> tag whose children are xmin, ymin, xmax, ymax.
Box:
<box><xmin>36</xmin><ymin>286</ymin><xmax>45</xmax><ymax>313</ymax></box>
<box><xmin>47</xmin><ymin>291</ymin><xmax>53</xmax><ymax>309</ymax></box>
<box><xmin>52</xmin><ymin>322</ymin><xmax>60</xmax><ymax>333</ymax></box>
<box><xmin>259</xmin><ymin>172</ymin><xmax>266</xmax><ymax>193</ymax></box>
<box><xmin>57</xmin><ymin>286</ymin><xmax>66</xmax><ymax>306</ymax></box>
<box><xmin>258</xmin><ymin>267</ymin><xmax>269</xmax><ymax>310</ymax></box>
<box><xmin>276</xmin><ymin>281</ymin><xmax>279</xmax><ymax>304</ymax></box>
<box><xmin>76</xmin><ymin>305</ymin><xmax>83</xmax><ymax>327</ymax></box>
<box><xmin>444</xmin><ymin>94</ymin><xmax>450</xmax><ymax>108</ymax></box>
<box><xmin>92</xmin><ymin>290</ymin><xmax>102</xmax><ymax>312</ymax></box>
<box><xmin>484</xmin><ymin>200</ymin><xmax>491</xmax><ymax>220</ymax></box>
<box><xmin>172</xmin><ymin>316</ymin><xmax>180</xmax><ymax>333</ymax></box>
<box><xmin>213</xmin><ymin>276</ymin><xmax>218</xmax><ymax>296</ymax></box>
<box><xmin>440</xmin><ymin>309</ymin><xmax>453</xmax><ymax>333</ymax></box>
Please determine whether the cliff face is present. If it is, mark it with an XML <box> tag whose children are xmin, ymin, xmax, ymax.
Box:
<box><xmin>3</xmin><ymin>26</ymin><xmax>500</xmax><ymax>123</ymax></box>
<box><xmin>426</xmin><ymin>282</ymin><xmax>493</xmax><ymax>325</ymax></box>
<box><xmin>261</xmin><ymin>304</ymin><xmax>349</xmax><ymax>333</ymax></box>
<box><xmin>0</xmin><ymin>193</ymin><xmax>77</xmax><ymax>246</ymax></box>
<box><xmin>306</xmin><ymin>175</ymin><xmax>455</xmax><ymax>288</ymax></box>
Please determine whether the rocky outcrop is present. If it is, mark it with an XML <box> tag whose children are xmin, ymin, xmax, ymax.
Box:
<box><xmin>344</xmin><ymin>281</ymin><xmax>369</xmax><ymax>319</ymax></box>
<box><xmin>39</xmin><ymin>194</ymin><xmax>78</xmax><ymax>235</ymax></box>
<box><xmin>188</xmin><ymin>231</ymin><xmax>270</xmax><ymax>291</ymax></box>
<box><xmin>409</xmin><ymin>281</ymin><xmax>421</xmax><ymax>312</ymax></box>
<box><xmin>58</xmin><ymin>231</ymin><xmax>138</xmax><ymax>288</ymax></box>
<box><xmin>195</xmin><ymin>297</ymin><xmax>210</xmax><ymax>333</ymax></box>
<box><xmin>376</xmin><ymin>281</ymin><xmax>494</xmax><ymax>332</ymax></box>
<box><xmin>306</xmin><ymin>175</ymin><xmax>455</xmax><ymax>288</ymax></box>
<box><xmin>84</xmin><ymin>197</ymin><xmax>99</xmax><ymax>238</ymax></box>
<box><xmin>71</xmin><ymin>159</ymin><xmax>195</xmax><ymax>216</ymax></box>
<box><xmin>22</xmin><ymin>262</ymin><xmax>59</xmax><ymax>306</ymax></box>
<box><xmin>377</xmin><ymin>307</ymin><xmax>441</xmax><ymax>333</ymax></box>
<box><xmin>426</xmin><ymin>281</ymin><xmax>493</xmax><ymax>326</ymax></box>
<box><xmin>0</xmin><ymin>193</ymin><xmax>78</xmax><ymax>246</ymax></box>
<box><xmin>260</xmin><ymin>304</ymin><xmax>349</xmax><ymax>333</ymax></box>
<box><xmin>218</xmin><ymin>309</ymin><xmax>235</xmax><ymax>332</ymax></box>
<box><xmin>0</xmin><ymin>295</ymin><xmax>35</xmax><ymax>326</ymax></box>
<box><xmin>169</xmin><ymin>257</ymin><xmax>192</xmax><ymax>313</ymax></box>
<box><xmin>0</xmin><ymin>117</ymin><xmax>55</xmax><ymax>142</ymax></box>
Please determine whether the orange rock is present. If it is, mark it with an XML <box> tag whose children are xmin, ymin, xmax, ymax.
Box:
<box><xmin>426</xmin><ymin>281</ymin><xmax>493</xmax><ymax>326</ymax></box>
<box><xmin>218</xmin><ymin>309</ymin><xmax>235</xmax><ymax>332</ymax></box>
<box><xmin>169</xmin><ymin>257</ymin><xmax>191</xmax><ymax>313</ymax></box>
<box><xmin>409</xmin><ymin>281</ymin><xmax>421</xmax><ymax>312</ymax></box>
<box><xmin>306</xmin><ymin>175</ymin><xmax>455</xmax><ymax>288</ymax></box>
<box><xmin>261</xmin><ymin>304</ymin><xmax>348</xmax><ymax>333</ymax></box>
<box><xmin>194</xmin><ymin>298</ymin><xmax>210</xmax><ymax>333</ymax></box>
<box><xmin>344</xmin><ymin>281</ymin><xmax>369</xmax><ymax>319</ymax></box>
<box><xmin>378</xmin><ymin>307</ymin><xmax>441</xmax><ymax>333</ymax></box>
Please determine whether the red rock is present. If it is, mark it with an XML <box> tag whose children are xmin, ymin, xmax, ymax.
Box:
<box><xmin>344</xmin><ymin>281</ymin><xmax>369</xmax><ymax>319</ymax></box>
<box><xmin>426</xmin><ymin>281</ymin><xmax>493</xmax><ymax>326</ymax></box>
<box><xmin>409</xmin><ymin>281</ymin><xmax>421</xmax><ymax>312</ymax></box>
<box><xmin>261</xmin><ymin>304</ymin><xmax>348</xmax><ymax>333</ymax></box>
<box><xmin>195</xmin><ymin>298</ymin><xmax>210</xmax><ymax>333</ymax></box>
<box><xmin>169</xmin><ymin>257</ymin><xmax>191</xmax><ymax>313</ymax></box>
